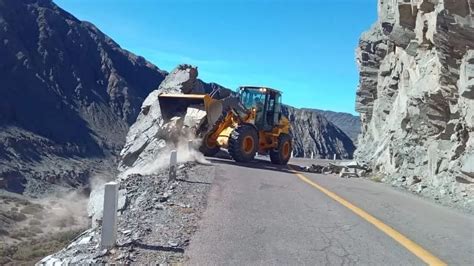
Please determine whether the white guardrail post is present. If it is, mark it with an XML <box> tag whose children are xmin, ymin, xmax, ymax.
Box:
<box><xmin>170</xmin><ymin>150</ymin><xmax>177</xmax><ymax>181</ymax></box>
<box><xmin>101</xmin><ymin>181</ymin><xmax>118</xmax><ymax>249</ymax></box>
<box><xmin>188</xmin><ymin>140</ymin><xmax>194</xmax><ymax>153</ymax></box>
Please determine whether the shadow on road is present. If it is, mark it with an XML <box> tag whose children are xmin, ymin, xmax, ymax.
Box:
<box><xmin>120</xmin><ymin>242</ymin><xmax>185</xmax><ymax>253</ymax></box>
<box><xmin>176</xmin><ymin>178</ymin><xmax>212</xmax><ymax>185</ymax></box>
<box><xmin>208</xmin><ymin>155</ymin><xmax>302</xmax><ymax>175</ymax></box>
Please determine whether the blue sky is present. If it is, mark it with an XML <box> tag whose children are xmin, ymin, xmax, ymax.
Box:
<box><xmin>54</xmin><ymin>0</ymin><xmax>377</xmax><ymax>115</ymax></box>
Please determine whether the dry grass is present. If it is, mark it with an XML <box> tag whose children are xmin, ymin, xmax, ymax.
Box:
<box><xmin>0</xmin><ymin>229</ymin><xmax>85</xmax><ymax>265</ymax></box>
<box><xmin>0</xmin><ymin>194</ymin><xmax>88</xmax><ymax>265</ymax></box>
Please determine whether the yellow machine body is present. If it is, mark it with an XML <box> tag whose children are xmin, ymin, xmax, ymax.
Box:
<box><xmin>158</xmin><ymin>86</ymin><xmax>293</xmax><ymax>164</ymax></box>
<box><xmin>210</xmin><ymin>110</ymin><xmax>291</xmax><ymax>154</ymax></box>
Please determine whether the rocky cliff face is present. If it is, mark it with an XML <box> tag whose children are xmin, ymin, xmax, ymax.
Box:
<box><xmin>0</xmin><ymin>0</ymin><xmax>167</xmax><ymax>194</ymax></box>
<box><xmin>306</xmin><ymin>109</ymin><xmax>361</xmax><ymax>144</ymax></box>
<box><xmin>356</xmin><ymin>0</ymin><xmax>474</xmax><ymax>209</ymax></box>
<box><xmin>284</xmin><ymin>106</ymin><xmax>356</xmax><ymax>159</ymax></box>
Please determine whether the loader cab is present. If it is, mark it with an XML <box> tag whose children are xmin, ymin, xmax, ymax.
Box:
<box><xmin>239</xmin><ymin>86</ymin><xmax>283</xmax><ymax>131</ymax></box>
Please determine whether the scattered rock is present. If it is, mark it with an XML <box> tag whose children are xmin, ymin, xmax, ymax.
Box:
<box><xmin>97</xmin><ymin>249</ymin><xmax>109</xmax><ymax>258</ymax></box>
<box><xmin>302</xmin><ymin>164</ymin><xmax>325</xmax><ymax>173</ymax></box>
<box><xmin>408</xmin><ymin>176</ymin><xmax>422</xmax><ymax>186</ymax></box>
<box><xmin>300</xmin><ymin>161</ymin><xmax>370</xmax><ymax>179</ymax></box>
<box><xmin>339</xmin><ymin>168</ymin><xmax>360</xmax><ymax>178</ymax></box>
<box><xmin>158</xmin><ymin>193</ymin><xmax>169</xmax><ymax>203</ymax></box>
<box><xmin>41</xmin><ymin>163</ymin><xmax>214</xmax><ymax>264</ymax></box>
<box><xmin>168</xmin><ymin>241</ymin><xmax>179</xmax><ymax>247</ymax></box>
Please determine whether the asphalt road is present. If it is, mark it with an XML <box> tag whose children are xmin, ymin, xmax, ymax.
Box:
<box><xmin>185</xmin><ymin>156</ymin><xmax>474</xmax><ymax>265</ymax></box>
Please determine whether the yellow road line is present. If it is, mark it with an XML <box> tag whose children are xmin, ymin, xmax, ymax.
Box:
<box><xmin>288</xmin><ymin>165</ymin><xmax>447</xmax><ymax>266</ymax></box>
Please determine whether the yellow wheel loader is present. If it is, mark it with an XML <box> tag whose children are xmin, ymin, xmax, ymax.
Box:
<box><xmin>158</xmin><ymin>86</ymin><xmax>292</xmax><ymax>165</ymax></box>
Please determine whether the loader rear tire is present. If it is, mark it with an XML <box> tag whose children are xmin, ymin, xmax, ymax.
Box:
<box><xmin>228</xmin><ymin>125</ymin><xmax>258</xmax><ymax>163</ymax></box>
<box><xmin>270</xmin><ymin>133</ymin><xmax>292</xmax><ymax>165</ymax></box>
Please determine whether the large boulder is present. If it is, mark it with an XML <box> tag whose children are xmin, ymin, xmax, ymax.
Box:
<box><xmin>355</xmin><ymin>0</ymin><xmax>474</xmax><ymax>210</ymax></box>
<box><xmin>118</xmin><ymin>65</ymin><xmax>205</xmax><ymax>174</ymax></box>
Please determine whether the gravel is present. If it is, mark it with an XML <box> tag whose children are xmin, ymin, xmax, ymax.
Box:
<box><xmin>39</xmin><ymin>162</ymin><xmax>215</xmax><ymax>264</ymax></box>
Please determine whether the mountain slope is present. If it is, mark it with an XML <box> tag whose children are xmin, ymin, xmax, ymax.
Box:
<box><xmin>285</xmin><ymin>106</ymin><xmax>356</xmax><ymax>159</ymax></box>
<box><xmin>306</xmin><ymin>109</ymin><xmax>361</xmax><ymax>143</ymax></box>
<box><xmin>0</xmin><ymin>0</ymin><xmax>167</xmax><ymax>194</ymax></box>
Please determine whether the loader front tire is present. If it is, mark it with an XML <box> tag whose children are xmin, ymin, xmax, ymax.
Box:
<box><xmin>199</xmin><ymin>132</ymin><xmax>220</xmax><ymax>156</ymax></box>
<box><xmin>197</xmin><ymin>113</ymin><xmax>226</xmax><ymax>157</ymax></box>
<box><xmin>228</xmin><ymin>125</ymin><xmax>258</xmax><ymax>163</ymax></box>
<box><xmin>270</xmin><ymin>133</ymin><xmax>292</xmax><ymax>165</ymax></box>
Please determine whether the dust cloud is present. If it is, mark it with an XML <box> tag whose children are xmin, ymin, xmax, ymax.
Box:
<box><xmin>33</xmin><ymin>190</ymin><xmax>90</xmax><ymax>232</ymax></box>
<box><xmin>34</xmin><ymin>134</ymin><xmax>212</xmax><ymax>233</ymax></box>
<box><xmin>123</xmin><ymin>135</ymin><xmax>212</xmax><ymax>177</ymax></box>
<box><xmin>28</xmin><ymin>173</ymin><xmax>114</xmax><ymax>236</ymax></box>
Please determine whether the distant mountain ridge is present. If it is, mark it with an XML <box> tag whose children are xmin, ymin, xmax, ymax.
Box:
<box><xmin>304</xmin><ymin>109</ymin><xmax>361</xmax><ymax>143</ymax></box>
<box><xmin>284</xmin><ymin>106</ymin><xmax>356</xmax><ymax>159</ymax></box>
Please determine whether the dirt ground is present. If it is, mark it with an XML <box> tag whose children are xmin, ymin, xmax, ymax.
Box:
<box><xmin>0</xmin><ymin>192</ymin><xmax>89</xmax><ymax>265</ymax></box>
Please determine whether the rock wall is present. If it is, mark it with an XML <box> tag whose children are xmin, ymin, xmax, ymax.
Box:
<box><xmin>355</xmin><ymin>0</ymin><xmax>474</xmax><ymax>209</ymax></box>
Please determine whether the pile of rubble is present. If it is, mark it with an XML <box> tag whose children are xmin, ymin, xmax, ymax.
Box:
<box><xmin>118</xmin><ymin>64</ymin><xmax>226</xmax><ymax>173</ymax></box>
<box><xmin>300</xmin><ymin>161</ymin><xmax>371</xmax><ymax>178</ymax></box>
<box><xmin>40</xmin><ymin>162</ymin><xmax>215</xmax><ymax>264</ymax></box>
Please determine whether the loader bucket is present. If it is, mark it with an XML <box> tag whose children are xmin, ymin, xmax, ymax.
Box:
<box><xmin>157</xmin><ymin>93</ymin><xmax>223</xmax><ymax>127</ymax></box>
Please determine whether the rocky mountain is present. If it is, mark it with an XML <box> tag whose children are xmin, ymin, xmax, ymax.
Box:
<box><xmin>355</xmin><ymin>0</ymin><xmax>473</xmax><ymax>209</ymax></box>
<box><xmin>0</xmin><ymin>0</ymin><xmax>168</xmax><ymax>194</ymax></box>
<box><xmin>285</xmin><ymin>106</ymin><xmax>356</xmax><ymax>159</ymax></box>
<box><xmin>305</xmin><ymin>109</ymin><xmax>361</xmax><ymax>144</ymax></box>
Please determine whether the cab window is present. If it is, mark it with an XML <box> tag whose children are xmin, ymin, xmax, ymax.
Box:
<box><xmin>240</xmin><ymin>88</ymin><xmax>266</xmax><ymax>110</ymax></box>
